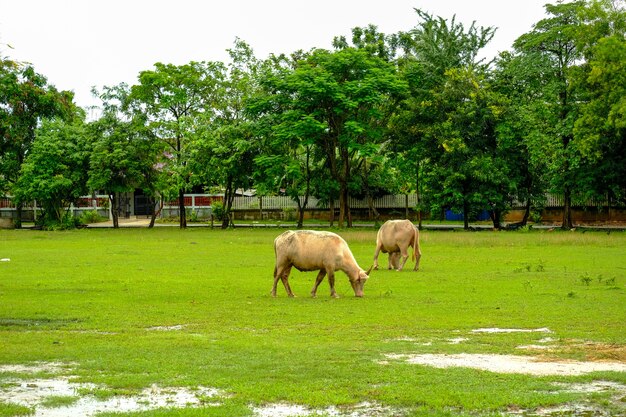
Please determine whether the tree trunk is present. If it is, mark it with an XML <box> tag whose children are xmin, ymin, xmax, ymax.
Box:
<box><xmin>149</xmin><ymin>197</ymin><xmax>162</xmax><ymax>228</ymax></box>
<box><xmin>295</xmin><ymin>193</ymin><xmax>309</xmax><ymax>229</ymax></box>
<box><xmin>521</xmin><ymin>198</ymin><xmax>531</xmax><ymax>226</ymax></box>
<box><xmin>490</xmin><ymin>209</ymin><xmax>502</xmax><ymax>230</ymax></box>
<box><xmin>110</xmin><ymin>193</ymin><xmax>119</xmax><ymax>229</ymax></box>
<box><xmin>15</xmin><ymin>203</ymin><xmax>23</xmax><ymax>229</ymax></box>
<box><xmin>366</xmin><ymin>194</ymin><xmax>379</xmax><ymax>221</ymax></box>
<box><xmin>561</xmin><ymin>186</ymin><xmax>573</xmax><ymax>230</ymax></box>
<box><xmin>222</xmin><ymin>179</ymin><xmax>235</xmax><ymax>229</ymax></box>
<box><xmin>405</xmin><ymin>194</ymin><xmax>409</xmax><ymax>219</ymax></box>
<box><xmin>328</xmin><ymin>198</ymin><xmax>335</xmax><ymax>227</ymax></box>
<box><xmin>338</xmin><ymin>181</ymin><xmax>347</xmax><ymax>228</ymax></box>
<box><xmin>463</xmin><ymin>199</ymin><xmax>470</xmax><ymax>230</ymax></box>
<box><xmin>178</xmin><ymin>188</ymin><xmax>187</xmax><ymax>229</ymax></box>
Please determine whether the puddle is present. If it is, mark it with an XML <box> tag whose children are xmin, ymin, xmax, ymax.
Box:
<box><xmin>0</xmin><ymin>363</ymin><xmax>222</xmax><ymax>417</ymax></box>
<box><xmin>554</xmin><ymin>380</ymin><xmax>626</xmax><ymax>394</ymax></box>
<box><xmin>384</xmin><ymin>353</ymin><xmax>626</xmax><ymax>375</ymax></box>
<box><xmin>0</xmin><ymin>362</ymin><xmax>72</xmax><ymax>374</ymax></box>
<box><xmin>511</xmin><ymin>382</ymin><xmax>626</xmax><ymax>417</ymax></box>
<box><xmin>0</xmin><ymin>378</ymin><xmax>221</xmax><ymax>417</ymax></box>
<box><xmin>252</xmin><ymin>401</ymin><xmax>400</xmax><ymax>417</ymax></box>
<box><xmin>472</xmin><ymin>327</ymin><xmax>553</xmax><ymax>334</ymax></box>
<box><xmin>146</xmin><ymin>324</ymin><xmax>187</xmax><ymax>331</ymax></box>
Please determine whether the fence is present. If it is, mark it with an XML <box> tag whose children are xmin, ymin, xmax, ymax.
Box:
<box><xmin>2</xmin><ymin>192</ymin><xmax>624</xmax><ymax>221</ymax></box>
<box><xmin>227</xmin><ymin>194</ymin><xmax>418</xmax><ymax>211</ymax></box>
<box><xmin>0</xmin><ymin>196</ymin><xmax>110</xmax><ymax>220</ymax></box>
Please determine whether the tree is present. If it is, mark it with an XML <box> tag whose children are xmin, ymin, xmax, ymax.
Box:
<box><xmin>492</xmin><ymin>51</ymin><xmax>557</xmax><ymax>226</ymax></box>
<box><xmin>251</xmin><ymin>53</ymin><xmax>322</xmax><ymax>228</ymax></box>
<box><xmin>0</xmin><ymin>62</ymin><xmax>73</xmax><ymax>226</ymax></box>
<box><xmin>13</xmin><ymin>115</ymin><xmax>90</xmax><ymax>228</ymax></box>
<box><xmin>89</xmin><ymin>84</ymin><xmax>165</xmax><ymax>228</ymax></box>
<box><xmin>573</xmin><ymin>0</ymin><xmax>626</xmax><ymax>206</ymax></box>
<box><xmin>514</xmin><ymin>1</ymin><xmax>585</xmax><ymax>229</ymax></box>
<box><xmin>574</xmin><ymin>34</ymin><xmax>626</xmax><ymax>204</ymax></box>
<box><xmin>257</xmin><ymin>47</ymin><xmax>406</xmax><ymax>227</ymax></box>
<box><xmin>191</xmin><ymin>40</ymin><xmax>260</xmax><ymax>229</ymax></box>
<box><xmin>126</xmin><ymin>61</ymin><xmax>224</xmax><ymax>228</ymax></box>
<box><xmin>392</xmin><ymin>9</ymin><xmax>498</xmax><ymax>229</ymax></box>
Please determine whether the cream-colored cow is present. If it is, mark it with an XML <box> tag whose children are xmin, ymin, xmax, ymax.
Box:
<box><xmin>272</xmin><ymin>230</ymin><xmax>371</xmax><ymax>298</ymax></box>
<box><xmin>373</xmin><ymin>219</ymin><xmax>421</xmax><ymax>271</ymax></box>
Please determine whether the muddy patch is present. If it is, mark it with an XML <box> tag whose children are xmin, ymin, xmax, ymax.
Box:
<box><xmin>509</xmin><ymin>381</ymin><xmax>626</xmax><ymax>416</ymax></box>
<box><xmin>384</xmin><ymin>353</ymin><xmax>626</xmax><ymax>376</ymax></box>
<box><xmin>472</xmin><ymin>327</ymin><xmax>553</xmax><ymax>334</ymax></box>
<box><xmin>0</xmin><ymin>362</ymin><xmax>73</xmax><ymax>374</ymax></box>
<box><xmin>146</xmin><ymin>324</ymin><xmax>187</xmax><ymax>331</ymax></box>
<box><xmin>252</xmin><ymin>401</ymin><xmax>402</xmax><ymax>417</ymax></box>
<box><xmin>0</xmin><ymin>363</ymin><xmax>222</xmax><ymax>417</ymax></box>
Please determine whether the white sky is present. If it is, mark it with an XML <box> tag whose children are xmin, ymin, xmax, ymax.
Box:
<box><xmin>0</xmin><ymin>0</ymin><xmax>549</xmax><ymax>110</ymax></box>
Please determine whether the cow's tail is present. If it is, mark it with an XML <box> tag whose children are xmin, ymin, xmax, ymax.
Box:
<box><xmin>412</xmin><ymin>225</ymin><xmax>418</xmax><ymax>262</ymax></box>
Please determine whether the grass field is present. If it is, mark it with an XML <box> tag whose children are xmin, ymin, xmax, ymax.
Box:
<box><xmin>0</xmin><ymin>227</ymin><xmax>625</xmax><ymax>416</ymax></box>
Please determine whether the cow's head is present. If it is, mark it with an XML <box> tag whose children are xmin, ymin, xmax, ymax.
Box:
<box><xmin>351</xmin><ymin>265</ymin><xmax>372</xmax><ymax>297</ymax></box>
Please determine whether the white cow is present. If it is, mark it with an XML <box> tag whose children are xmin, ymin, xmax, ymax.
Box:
<box><xmin>272</xmin><ymin>230</ymin><xmax>371</xmax><ymax>298</ymax></box>
<box><xmin>373</xmin><ymin>219</ymin><xmax>421</xmax><ymax>271</ymax></box>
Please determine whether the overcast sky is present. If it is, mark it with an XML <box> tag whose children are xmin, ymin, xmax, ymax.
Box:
<box><xmin>1</xmin><ymin>0</ymin><xmax>549</xmax><ymax>109</ymax></box>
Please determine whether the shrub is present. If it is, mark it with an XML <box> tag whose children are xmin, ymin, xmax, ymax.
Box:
<box><xmin>211</xmin><ymin>201</ymin><xmax>226</xmax><ymax>221</ymax></box>
<box><xmin>79</xmin><ymin>210</ymin><xmax>107</xmax><ymax>224</ymax></box>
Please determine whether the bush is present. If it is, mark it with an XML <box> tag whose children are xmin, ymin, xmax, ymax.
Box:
<box><xmin>37</xmin><ymin>212</ymin><xmax>81</xmax><ymax>230</ymax></box>
<box><xmin>79</xmin><ymin>210</ymin><xmax>107</xmax><ymax>224</ymax></box>
<box><xmin>211</xmin><ymin>201</ymin><xmax>226</xmax><ymax>221</ymax></box>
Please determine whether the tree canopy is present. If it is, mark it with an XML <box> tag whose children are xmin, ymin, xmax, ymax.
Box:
<box><xmin>2</xmin><ymin>0</ymin><xmax>625</xmax><ymax>229</ymax></box>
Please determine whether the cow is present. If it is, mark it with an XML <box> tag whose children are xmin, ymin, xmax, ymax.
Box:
<box><xmin>272</xmin><ymin>230</ymin><xmax>372</xmax><ymax>298</ymax></box>
<box><xmin>373</xmin><ymin>219</ymin><xmax>421</xmax><ymax>271</ymax></box>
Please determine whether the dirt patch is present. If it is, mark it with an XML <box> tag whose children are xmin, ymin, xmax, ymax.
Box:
<box><xmin>508</xmin><ymin>381</ymin><xmax>626</xmax><ymax>416</ymax></box>
<box><xmin>472</xmin><ymin>327</ymin><xmax>553</xmax><ymax>334</ymax></box>
<box><xmin>0</xmin><ymin>362</ymin><xmax>73</xmax><ymax>374</ymax></box>
<box><xmin>384</xmin><ymin>353</ymin><xmax>626</xmax><ymax>376</ymax></box>
<box><xmin>0</xmin><ymin>362</ymin><xmax>222</xmax><ymax>416</ymax></box>
<box><xmin>0</xmin><ymin>377</ymin><xmax>221</xmax><ymax>417</ymax></box>
<box><xmin>146</xmin><ymin>324</ymin><xmax>187</xmax><ymax>331</ymax></box>
<box><xmin>252</xmin><ymin>401</ymin><xmax>401</xmax><ymax>417</ymax></box>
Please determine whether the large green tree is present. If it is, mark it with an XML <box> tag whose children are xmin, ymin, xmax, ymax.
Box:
<box><xmin>126</xmin><ymin>61</ymin><xmax>224</xmax><ymax>228</ymax></box>
<box><xmin>257</xmin><ymin>47</ymin><xmax>406</xmax><ymax>227</ymax></box>
<box><xmin>13</xmin><ymin>115</ymin><xmax>90</xmax><ymax>227</ymax></box>
<box><xmin>574</xmin><ymin>35</ymin><xmax>626</xmax><ymax>204</ymax></box>
<box><xmin>513</xmin><ymin>1</ymin><xmax>585</xmax><ymax>229</ymax></box>
<box><xmin>89</xmin><ymin>84</ymin><xmax>165</xmax><ymax>228</ymax></box>
<box><xmin>392</xmin><ymin>10</ymin><xmax>498</xmax><ymax>229</ymax></box>
<box><xmin>573</xmin><ymin>0</ymin><xmax>626</xmax><ymax>206</ymax></box>
<box><xmin>0</xmin><ymin>62</ymin><xmax>73</xmax><ymax>226</ymax></box>
<box><xmin>191</xmin><ymin>40</ymin><xmax>260</xmax><ymax>229</ymax></box>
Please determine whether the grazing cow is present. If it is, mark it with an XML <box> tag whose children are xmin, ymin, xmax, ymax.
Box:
<box><xmin>373</xmin><ymin>219</ymin><xmax>421</xmax><ymax>271</ymax></box>
<box><xmin>272</xmin><ymin>230</ymin><xmax>372</xmax><ymax>298</ymax></box>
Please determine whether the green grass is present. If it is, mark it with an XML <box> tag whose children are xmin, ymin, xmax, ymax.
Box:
<box><xmin>0</xmin><ymin>228</ymin><xmax>625</xmax><ymax>416</ymax></box>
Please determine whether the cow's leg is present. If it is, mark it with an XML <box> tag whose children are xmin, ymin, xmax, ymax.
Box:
<box><xmin>271</xmin><ymin>265</ymin><xmax>281</xmax><ymax>297</ymax></box>
<box><xmin>388</xmin><ymin>252</ymin><xmax>399</xmax><ymax>270</ymax></box>
<box><xmin>279</xmin><ymin>266</ymin><xmax>295</xmax><ymax>297</ymax></box>
<box><xmin>327</xmin><ymin>270</ymin><xmax>339</xmax><ymax>298</ymax></box>
<box><xmin>414</xmin><ymin>246</ymin><xmax>422</xmax><ymax>271</ymax></box>
<box><xmin>310</xmin><ymin>269</ymin><xmax>326</xmax><ymax>298</ymax></box>
<box><xmin>373</xmin><ymin>245</ymin><xmax>382</xmax><ymax>270</ymax></box>
<box><xmin>397</xmin><ymin>247</ymin><xmax>409</xmax><ymax>271</ymax></box>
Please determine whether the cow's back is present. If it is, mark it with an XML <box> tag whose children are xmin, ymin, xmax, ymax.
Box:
<box><xmin>275</xmin><ymin>230</ymin><xmax>345</xmax><ymax>271</ymax></box>
<box><xmin>378</xmin><ymin>219</ymin><xmax>415</xmax><ymax>251</ymax></box>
